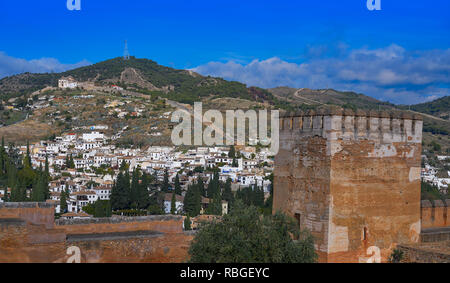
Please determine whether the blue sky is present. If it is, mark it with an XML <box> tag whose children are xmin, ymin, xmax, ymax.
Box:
<box><xmin>0</xmin><ymin>0</ymin><xmax>449</xmax><ymax>104</ymax></box>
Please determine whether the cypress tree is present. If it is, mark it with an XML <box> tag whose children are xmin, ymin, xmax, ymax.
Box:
<box><xmin>197</xmin><ymin>177</ymin><xmax>206</xmax><ymax>197</ymax></box>
<box><xmin>162</xmin><ymin>168</ymin><xmax>169</xmax><ymax>192</ymax></box>
<box><xmin>206</xmin><ymin>192</ymin><xmax>222</xmax><ymax>215</ymax></box>
<box><xmin>138</xmin><ymin>172</ymin><xmax>151</xmax><ymax>209</ymax></box>
<box><xmin>119</xmin><ymin>160</ymin><xmax>128</xmax><ymax>171</ymax></box>
<box><xmin>10</xmin><ymin>182</ymin><xmax>19</xmax><ymax>202</ymax></box>
<box><xmin>44</xmin><ymin>155</ymin><xmax>49</xmax><ymax>177</ymax></box>
<box><xmin>183</xmin><ymin>184</ymin><xmax>201</xmax><ymax>217</ymax></box>
<box><xmin>130</xmin><ymin>169</ymin><xmax>140</xmax><ymax>208</ymax></box>
<box><xmin>174</xmin><ymin>174</ymin><xmax>181</xmax><ymax>195</ymax></box>
<box><xmin>228</xmin><ymin>146</ymin><xmax>236</xmax><ymax>158</ymax></box>
<box><xmin>222</xmin><ymin>178</ymin><xmax>234</xmax><ymax>205</ymax></box>
<box><xmin>254</xmin><ymin>185</ymin><xmax>264</xmax><ymax>207</ymax></box>
<box><xmin>7</xmin><ymin>161</ymin><xmax>18</xmax><ymax>192</ymax></box>
<box><xmin>26</xmin><ymin>141</ymin><xmax>32</xmax><ymax>167</ymax></box>
<box><xmin>171</xmin><ymin>193</ymin><xmax>176</xmax><ymax>214</ymax></box>
<box><xmin>207</xmin><ymin>172</ymin><xmax>220</xmax><ymax>198</ymax></box>
<box><xmin>94</xmin><ymin>201</ymin><xmax>105</xmax><ymax>217</ymax></box>
<box><xmin>60</xmin><ymin>190</ymin><xmax>68</xmax><ymax>213</ymax></box>
<box><xmin>184</xmin><ymin>214</ymin><xmax>191</xmax><ymax>231</ymax></box>
<box><xmin>105</xmin><ymin>200</ymin><xmax>112</xmax><ymax>217</ymax></box>
<box><xmin>111</xmin><ymin>171</ymin><xmax>130</xmax><ymax>210</ymax></box>
<box><xmin>69</xmin><ymin>154</ymin><xmax>75</xmax><ymax>169</ymax></box>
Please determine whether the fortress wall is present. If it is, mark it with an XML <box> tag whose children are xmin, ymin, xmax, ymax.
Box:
<box><xmin>55</xmin><ymin>215</ymin><xmax>184</xmax><ymax>234</ymax></box>
<box><xmin>327</xmin><ymin>137</ymin><xmax>422</xmax><ymax>263</ymax></box>
<box><xmin>0</xmin><ymin>202</ymin><xmax>55</xmax><ymax>229</ymax></box>
<box><xmin>421</xmin><ymin>200</ymin><xmax>449</xmax><ymax>229</ymax></box>
<box><xmin>279</xmin><ymin>109</ymin><xmax>422</xmax><ymax>144</ymax></box>
<box><xmin>275</xmin><ymin>109</ymin><xmax>423</xmax><ymax>263</ymax></box>
<box><xmin>0</xmin><ymin>204</ymin><xmax>192</xmax><ymax>263</ymax></box>
<box><xmin>274</xmin><ymin>133</ymin><xmax>331</xmax><ymax>260</ymax></box>
<box><xmin>0</xmin><ymin>220</ymin><xmax>194</xmax><ymax>263</ymax></box>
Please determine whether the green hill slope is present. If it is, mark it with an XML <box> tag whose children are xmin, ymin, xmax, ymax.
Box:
<box><xmin>0</xmin><ymin>57</ymin><xmax>283</xmax><ymax>106</ymax></box>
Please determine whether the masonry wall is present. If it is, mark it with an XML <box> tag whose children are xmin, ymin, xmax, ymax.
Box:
<box><xmin>274</xmin><ymin>134</ymin><xmax>331</xmax><ymax>262</ymax></box>
<box><xmin>274</xmin><ymin>109</ymin><xmax>423</xmax><ymax>263</ymax></box>
<box><xmin>421</xmin><ymin>200</ymin><xmax>449</xmax><ymax>229</ymax></box>
<box><xmin>55</xmin><ymin>215</ymin><xmax>184</xmax><ymax>234</ymax></box>
<box><xmin>0</xmin><ymin>202</ymin><xmax>55</xmax><ymax>229</ymax></box>
<box><xmin>0</xmin><ymin>203</ymin><xmax>193</xmax><ymax>263</ymax></box>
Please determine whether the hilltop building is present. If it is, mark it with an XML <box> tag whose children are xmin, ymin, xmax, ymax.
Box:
<box><xmin>58</xmin><ymin>76</ymin><xmax>78</xmax><ymax>89</ymax></box>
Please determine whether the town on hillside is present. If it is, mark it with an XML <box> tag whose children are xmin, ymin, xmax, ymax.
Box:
<box><xmin>0</xmin><ymin>128</ymin><xmax>274</xmax><ymax>222</ymax></box>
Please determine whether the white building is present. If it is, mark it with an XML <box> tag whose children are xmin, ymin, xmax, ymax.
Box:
<box><xmin>163</xmin><ymin>193</ymin><xmax>184</xmax><ymax>214</ymax></box>
<box><xmin>58</xmin><ymin>77</ymin><xmax>78</xmax><ymax>89</ymax></box>
<box><xmin>82</xmin><ymin>132</ymin><xmax>105</xmax><ymax>142</ymax></box>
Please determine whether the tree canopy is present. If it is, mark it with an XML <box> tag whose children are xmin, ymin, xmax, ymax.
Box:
<box><xmin>188</xmin><ymin>201</ymin><xmax>317</xmax><ymax>263</ymax></box>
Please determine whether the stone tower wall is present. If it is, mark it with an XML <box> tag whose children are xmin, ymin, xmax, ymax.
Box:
<box><xmin>274</xmin><ymin>109</ymin><xmax>423</xmax><ymax>262</ymax></box>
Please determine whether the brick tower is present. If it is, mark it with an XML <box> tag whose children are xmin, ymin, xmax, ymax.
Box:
<box><xmin>273</xmin><ymin>108</ymin><xmax>423</xmax><ymax>263</ymax></box>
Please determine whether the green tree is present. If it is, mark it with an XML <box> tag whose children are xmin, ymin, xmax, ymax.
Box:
<box><xmin>94</xmin><ymin>200</ymin><xmax>105</xmax><ymax>217</ymax></box>
<box><xmin>119</xmin><ymin>160</ymin><xmax>129</xmax><ymax>171</ymax></box>
<box><xmin>162</xmin><ymin>168</ymin><xmax>169</xmax><ymax>192</ymax></box>
<box><xmin>60</xmin><ymin>189</ymin><xmax>68</xmax><ymax>213</ymax></box>
<box><xmin>66</xmin><ymin>154</ymin><xmax>75</xmax><ymax>169</ymax></box>
<box><xmin>197</xmin><ymin>177</ymin><xmax>206</xmax><ymax>197</ymax></box>
<box><xmin>207</xmin><ymin>172</ymin><xmax>220</xmax><ymax>198</ymax></box>
<box><xmin>253</xmin><ymin>185</ymin><xmax>265</xmax><ymax>207</ymax></box>
<box><xmin>222</xmin><ymin>178</ymin><xmax>234</xmax><ymax>205</ymax></box>
<box><xmin>184</xmin><ymin>214</ymin><xmax>192</xmax><ymax>231</ymax></box>
<box><xmin>138</xmin><ymin>172</ymin><xmax>151</xmax><ymax>209</ymax></box>
<box><xmin>183</xmin><ymin>183</ymin><xmax>201</xmax><ymax>217</ymax></box>
<box><xmin>84</xmin><ymin>200</ymin><xmax>112</xmax><ymax>217</ymax></box>
<box><xmin>11</xmin><ymin>179</ymin><xmax>27</xmax><ymax>202</ymax></box>
<box><xmin>388</xmin><ymin>248</ymin><xmax>404</xmax><ymax>263</ymax></box>
<box><xmin>31</xmin><ymin>172</ymin><xmax>48</xmax><ymax>202</ymax></box>
<box><xmin>170</xmin><ymin>193</ymin><xmax>176</xmax><ymax>214</ymax></box>
<box><xmin>26</xmin><ymin>140</ymin><xmax>32</xmax><ymax>167</ymax></box>
<box><xmin>174</xmin><ymin>173</ymin><xmax>181</xmax><ymax>195</ymax></box>
<box><xmin>206</xmin><ymin>192</ymin><xmax>222</xmax><ymax>215</ymax></box>
<box><xmin>111</xmin><ymin>171</ymin><xmax>130</xmax><ymax>210</ymax></box>
<box><xmin>228</xmin><ymin>145</ymin><xmax>236</xmax><ymax>158</ymax></box>
<box><xmin>130</xmin><ymin>169</ymin><xmax>140</xmax><ymax>208</ymax></box>
<box><xmin>189</xmin><ymin>201</ymin><xmax>317</xmax><ymax>263</ymax></box>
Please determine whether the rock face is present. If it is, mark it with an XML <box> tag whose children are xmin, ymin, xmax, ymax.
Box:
<box><xmin>274</xmin><ymin>109</ymin><xmax>423</xmax><ymax>263</ymax></box>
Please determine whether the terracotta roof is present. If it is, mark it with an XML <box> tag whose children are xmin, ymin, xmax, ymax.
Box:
<box><xmin>164</xmin><ymin>193</ymin><xmax>184</xmax><ymax>202</ymax></box>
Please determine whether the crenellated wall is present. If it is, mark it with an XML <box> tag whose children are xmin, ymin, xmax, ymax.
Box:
<box><xmin>279</xmin><ymin>109</ymin><xmax>423</xmax><ymax>144</ymax></box>
<box><xmin>274</xmin><ymin>108</ymin><xmax>423</xmax><ymax>263</ymax></box>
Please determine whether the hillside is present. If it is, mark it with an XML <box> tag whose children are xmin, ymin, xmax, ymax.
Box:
<box><xmin>0</xmin><ymin>57</ymin><xmax>283</xmax><ymax>106</ymax></box>
<box><xmin>269</xmin><ymin>87</ymin><xmax>395</xmax><ymax>110</ymax></box>
<box><xmin>269</xmin><ymin>86</ymin><xmax>450</xmax><ymax>154</ymax></box>
<box><xmin>400</xmin><ymin>96</ymin><xmax>450</xmax><ymax>120</ymax></box>
<box><xmin>0</xmin><ymin>56</ymin><xmax>448</xmax><ymax>154</ymax></box>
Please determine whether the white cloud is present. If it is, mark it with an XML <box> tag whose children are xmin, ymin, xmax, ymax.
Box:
<box><xmin>0</xmin><ymin>51</ymin><xmax>90</xmax><ymax>79</ymax></box>
<box><xmin>192</xmin><ymin>44</ymin><xmax>450</xmax><ymax>104</ymax></box>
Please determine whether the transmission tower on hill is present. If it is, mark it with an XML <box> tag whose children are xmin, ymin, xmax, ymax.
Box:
<box><xmin>123</xmin><ymin>40</ymin><xmax>130</xmax><ymax>60</ymax></box>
